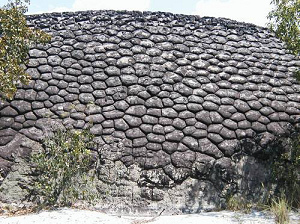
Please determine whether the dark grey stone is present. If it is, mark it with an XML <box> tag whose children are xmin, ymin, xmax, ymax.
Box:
<box><xmin>72</xmin><ymin>50</ymin><xmax>84</xmax><ymax>59</ymax></box>
<box><xmin>78</xmin><ymin>75</ymin><xmax>93</xmax><ymax>84</ymax></box>
<box><xmin>162</xmin><ymin>108</ymin><xmax>178</xmax><ymax>118</ymax></box>
<box><xmin>90</xmin><ymin>124</ymin><xmax>103</xmax><ymax>135</ymax></box>
<box><xmin>165</xmin><ymin>130</ymin><xmax>184</xmax><ymax>142</ymax></box>
<box><xmin>223</xmin><ymin>119</ymin><xmax>238</xmax><ymax>130</ymax></box>
<box><xmin>105</xmin><ymin>66</ymin><xmax>120</xmax><ymax>76</ymax></box>
<box><xmin>172</xmin><ymin>118</ymin><xmax>186</xmax><ymax>129</ymax></box>
<box><xmin>271</xmin><ymin>101</ymin><xmax>286</xmax><ymax>112</ymax></box>
<box><xmin>147</xmin><ymin>108</ymin><xmax>162</xmax><ymax>117</ymax></box>
<box><xmin>252</xmin><ymin>122</ymin><xmax>267</xmax><ymax>132</ymax></box>
<box><xmin>145</xmin><ymin>97</ymin><xmax>163</xmax><ymax>108</ymax></box>
<box><xmin>78</xmin><ymin>93</ymin><xmax>95</xmax><ymax>104</ymax></box>
<box><xmin>267</xmin><ymin>122</ymin><xmax>285</xmax><ymax>135</ymax></box>
<box><xmin>64</xmin><ymin>94</ymin><xmax>78</xmax><ymax>101</ymax></box>
<box><xmin>29</xmin><ymin>49</ymin><xmax>47</xmax><ymax>58</ymax></box>
<box><xmin>202</xmin><ymin>83</ymin><xmax>219</xmax><ymax>93</ymax></box>
<box><xmin>245</xmin><ymin>110</ymin><xmax>261</xmax><ymax>121</ymax></box>
<box><xmin>34</xmin><ymin>80</ymin><xmax>48</xmax><ymax>91</ymax></box>
<box><xmin>126</xmin><ymin>105</ymin><xmax>147</xmax><ymax>117</ymax></box>
<box><xmin>106</xmin><ymin>77</ymin><xmax>122</xmax><ymax>87</ymax></box>
<box><xmin>49</xmin><ymin>95</ymin><xmax>64</xmax><ymax>104</ymax></box>
<box><xmin>120</xmin><ymin>74</ymin><xmax>138</xmax><ymax>85</ymax></box>
<box><xmin>162</xmin><ymin>141</ymin><xmax>179</xmax><ymax>154</ymax></box>
<box><xmin>192</xmin><ymin>59</ymin><xmax>209</xmax><ymax>69</ymax></box>
<box><xmin>146</xmin><ymin>143</ymin><xmax>162</xmax><ymax>151</ymax></box>
<box><xmin>38</xmin><ymin>65</ymin><xmax>52</xmax><ymax>73</ymax></box>
<box><xmin>152</xmin><ymin>124</ymin><xmax>165</xmax><ymax>134</ymax></box>
<box><xmin>142</xmin><ymin>115</ymin><xmax>159</xmax><ymax>124</ymax></box>
<box><xmin>126</xmin><ymin>128</ymin><xmax>145</xmax><ymax>139</ymax></box>
<box><xmin>0</xmin><ymin>106</ymin><xmax>18</xmax><ymax>116</ymax></box>
<box><xmin>11</xmin><ymin>101</ymin><xmax>31</xmax><ymax>113</ymax></box>
<box><xmin>198</xmin><ymin>138</ymin><xmax>223</xmax><ymax>158</ymax></box>
<box><xmin>147</xmin><ymin>133</ymin><xmax>165</xmax><ymax>143</ymax></box>
<box><xmin>92</xmin><ymin>81</ymin><xmax>107</xmax><ymax>90</ymax></box>
<box><xmin>85</xmin><ymin>114</ymin><xmax>105</xmax><ymax>124</ymax></box>
<box><xmin>36</xmin><ymin>92</ymin><xmax>49</xmax><ymax>101</ymax></box>
<box><xmin>102</xmin><ymin>110</ymin><xmax>124</xmax><ymax>119</ymax></box>
<box><xmin>48</xmin><ymin>55</ymin><xmax>62</xmax><ymax>66</ymax></box>
<box><xmin>220</xmin><ymin>127</ymin><xmax>236</xmax><ymax>139</ymax></box>
<box><xmin>231</xmin><ymin>112</ymin><xmax>246</xmax><ymax>122</ymax></box>
<box><xmin>208</xmin><ymin>133</ymin><xmax>224</xmax><ymax>144</ymax></box>
<box><xmin>114</xmin><ymin>101</ymin><xmax>129</xmax><ymax>111</ymax></box>
<box><xmin>196</xmin><ymin>111</ymin><xmax>212</xmax><ymax>125</ymax></box>
<box><xmin>218</xmin><ymin>140</ymin><xmax>239</xmax><ymax>156</ymax></box>
<box><xmin>182</xmin><ymin>136</ymin><xmax>198</xmax><ymax>150</ymax></box>
<box><xmin>179</xmin><ymin>111</ymin><xmax>194</xmax><ymax>119</ymax></box>
<box><xmin>202</xmin><ymin>101</ymin><xmax>219</xmax><ymax>111</ymax></box>
<box><xmin>123</xmin><ymin>115</ymin><xmax>142</xmax><ymax>127</ymax></box>
<box><xmin>234</xmin><ymin>100</ymin><xmax>251</xmax><ymax>113</ymax></box>
<box><xmin>171</xmin><ymin>151</ymin><xmax>195</xmax><ymax>168</ymax></box>
<box><xmin>114</xmin><ymin>119</ymin><xmax>129</xmax><ymax>131</ymax></box>
<box><xmin>144</xmin><ymin>150</ymin><xmax>171</xmax><ymax>169</ymax></box>
<box><xmin>209</xmin><ymin>111</ymin><xmax>223</xmax><ymax>123</ymax></box>
<box><xmin>174</xmin><ymin>83</ymin><xmax>193</xmax><ymax>96</ymax></box>
<box><xmin>260</xmin><ymin>107</ymin><xmax>275</xmax><ymax>116</ymax></box>
<box><xmin>67</xmin><ymin>68</ymin><xmax>81</xmax><ymax>76</ymax></box>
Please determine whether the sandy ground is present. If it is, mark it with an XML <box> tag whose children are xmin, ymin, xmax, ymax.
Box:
<box><xmin>0</xmin><ymin>208</ymin><xmax>300</xmax><ymax>224</ymax></box>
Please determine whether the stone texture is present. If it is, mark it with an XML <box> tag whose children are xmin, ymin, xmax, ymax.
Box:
<box><xmin>0</xmin><ymin>10</ymin><xmax>299</xmax><ymax>213</ymax></box>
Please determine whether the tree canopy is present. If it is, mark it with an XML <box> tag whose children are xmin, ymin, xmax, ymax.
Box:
<box><xmin>268</xmin><ymin>0</ymin><xmax>300</xmax><ymax>56</ymax></box>
<box><xmin>0</xmin><ymin>0</ymin><xmax>51</xmax><ymax>99</ymax></box>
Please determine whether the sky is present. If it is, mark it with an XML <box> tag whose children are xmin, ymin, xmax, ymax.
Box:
<box><xmin>0</xmin><ymin>0</ymin><xmax>274</xmax><ymax>27</ymax></box>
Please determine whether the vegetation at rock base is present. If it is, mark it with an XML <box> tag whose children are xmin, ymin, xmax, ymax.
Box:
<box><xmin>267</xmin><ymin>1</ymin><xmax>300</xmax><ymax>217</ymax></box>
<box><xmin>269</xmin><ymin>134</ymin><xmax>300</xmax><ymax>209</ymax></box>
<box><xmin>226</xmin><ymin>195</ymin><xmax>252</xmax><ymax>213</ymax></box>
<box><xmin>270</xmin><ymin>196</ymin><xmax>291</xmax><ymax>224</ymax></box>
<box><xmin>0</xmin><ymin>0</ymin><xmax>51</xmax><ymax>99</ymax></box>
<box><xmin>30</xmin><ymin>129</ymin><xmax>98</xmax><ymax>208</ymax></box>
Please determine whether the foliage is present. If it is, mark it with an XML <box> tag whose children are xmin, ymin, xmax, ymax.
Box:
<box><xmin>0</xmin><ymin>0</ymin><xmax>51</xmax><ymax>99</ymax></box>
<box><xmin>268</xmin><ymin>0</ymin><xmax>300</xmax><ymax>56</ymax></box>
<box><xmin>270</xmin><ymin>196</ymin><xmax>291</xmax><ymax>224</ymax></box>
<box><xmin>226</xmin><ymin>195</ymin><xmax>252</xmax><ymax>213</ymax></box>
<box><xmin>269</xmin><ymin>133</ymin><xmax>300</xmax><ymax>208</ymax></box>
<box><xmin>268</xmin><ymin>0</ymin><xmax>300</xmax><ymax>210</ymax></box>
<box><xmin>30</xmin><ymin>129</ymin><xmax>98</xmax><ymax>207</ymax></box>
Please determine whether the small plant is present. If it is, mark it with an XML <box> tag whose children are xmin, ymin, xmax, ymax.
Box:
<box><xmin>270</xmin><ymin>196</ymin><xmax>291</xmax><ymax>224</ymax></box>
<box><xmin>226</xmin><ymin>195</ymin><xmax>252</xmax><ymax>213</ymax></box>
<box><xmin>30</xmin><ymin>128</ymin><xmax>98</xmax><ymax>208</ymax></box>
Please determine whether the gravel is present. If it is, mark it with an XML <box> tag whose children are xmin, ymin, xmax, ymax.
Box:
<box><xmin>0</xmin><ymin>208</ymin><xmax>300</xmax><ymax>224</ymax></box>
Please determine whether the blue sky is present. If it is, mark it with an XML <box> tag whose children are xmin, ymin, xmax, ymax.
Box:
<box><xmin>0</xmin><ymin>0</ymin><xmax>273</xmax><ymax>27</ymax></box>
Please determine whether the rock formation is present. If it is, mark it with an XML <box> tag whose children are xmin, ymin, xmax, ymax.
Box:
<box><xmin>0</xmin><ymin>10</ymin><xmax>299</xmax><ymax>213</ymax></box>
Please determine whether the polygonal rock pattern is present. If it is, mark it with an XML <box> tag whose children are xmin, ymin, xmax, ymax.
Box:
<box><xmin>0</xmin><ymin>10</ymin><xmax>300</xmax><ymax>206</ymax></box>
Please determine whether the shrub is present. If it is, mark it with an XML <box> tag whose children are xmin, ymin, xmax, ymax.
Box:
<box><xmin>269</xmin><ymin>133</ymin><xmax>300</xmax><ymax>208</ymax></box>
<box><xmin>270</xmin><ymin>196</ymin><xmax>291</xmax><ymax>224</ymax></box>
<box><xmin>30</xmin><ymin>129</ymin><xmax>98</xmax><ymax>208</ymax></box>
<box><xmin>226</xmin><ymin>195</ymin><xmax>252</xmax><ymax>213</ymax></box>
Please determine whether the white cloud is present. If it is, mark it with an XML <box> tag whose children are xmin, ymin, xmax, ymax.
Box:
<box><xmin>195</xmin><ymin>0</ymin><xmax>273</xmax><ymax>27</ymax></box>
<box><xmin>73</xmin><ymin>0</ymin><xmax>150</xmax><ymax>11</ymax></box>
<box><xmin>31</xmin><ymin>0</ymin><xmax>150</xmax><ymax>14</ymax></box>
<box><xmin>48</xmin><ymin>7</ymin><xmax>72</xmax><ymax>13</ymax></box>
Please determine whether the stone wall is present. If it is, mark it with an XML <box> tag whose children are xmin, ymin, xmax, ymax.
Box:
<box><xmin>0</xmin><ymin>10</ymin><xmax>299</xmax><ymax>213</ymax></box>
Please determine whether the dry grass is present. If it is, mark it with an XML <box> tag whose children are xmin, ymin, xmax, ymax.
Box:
<box><xmin>226</xmin><ymin>196</ymin><xmax>252</xmax><ymax>213</ymax></box>
<box><xmin>270</xmin><ymin>196</ymin><xmax>291</xmax><ymax>224</ymax></box>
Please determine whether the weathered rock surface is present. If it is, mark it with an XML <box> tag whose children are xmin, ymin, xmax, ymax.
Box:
<box><xmin>0</xmin><ymin>10</ymin><xmax>299</xmax><ymax>212</ymax></box>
